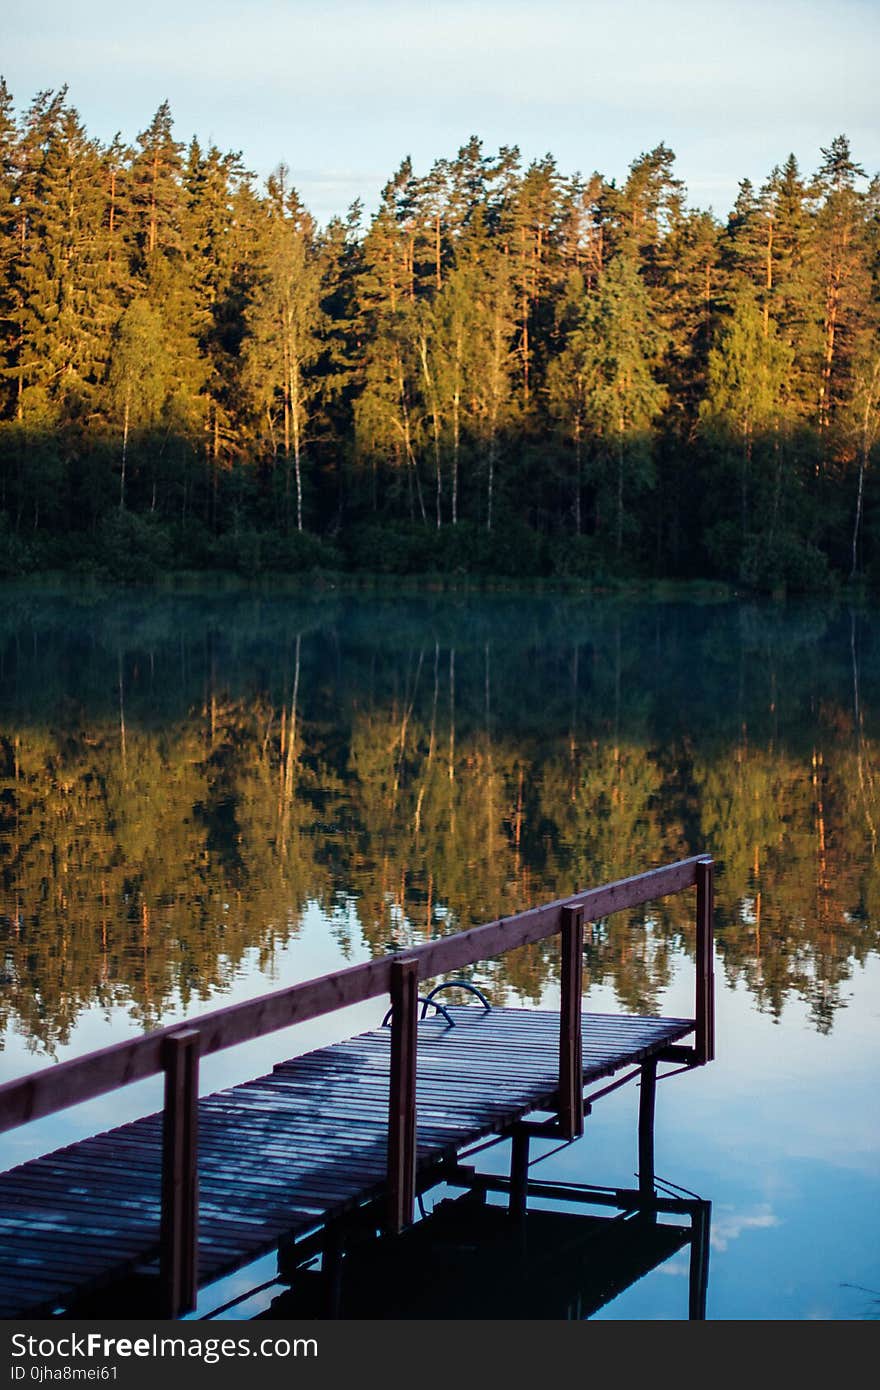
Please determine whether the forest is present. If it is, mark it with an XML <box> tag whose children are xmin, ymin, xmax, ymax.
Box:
<box><xmin>0</xmin><ymin>82</ymin><xmax>878</xmax><ymax>589</ymax></box>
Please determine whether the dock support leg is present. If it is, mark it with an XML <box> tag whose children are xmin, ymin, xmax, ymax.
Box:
<box><xmin>637</xmin><ymin>1058</ymin><xmax>657</xmax><ymax>1204</ymax></box>
<box><xmin>322</xmin><ymin>1223</ymin><xmax>345</xmax><ymax>1318</ymax></box>
<box><xmin>387</xmin><ymin>957</ymin><xmax>419</xmax><ymax>1234</ymax></box>
<box><xmin>509</xmin><ymin>1125</ymin><xmax>530</xmax><ymax>1222</ymax></box>
<box><xmin>559</xmin><ymin>906</ymin><xmax>585</xmax><ymax>1140</ymax></box>
<box><xmin>688</xmin><ymin>1200</ymin><xmax>711</xmax><ymax>1320</ymax></box>
<box><xmin>160</xmin><ymin>1030</ymin><xmax>200</xmax><ymax>1317</ymax></box>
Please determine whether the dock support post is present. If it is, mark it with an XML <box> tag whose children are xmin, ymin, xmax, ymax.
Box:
<box><xmin>322</xmin><ymin>1222</ymin><xmax>345</xmax><ymax>1318</ymax></box>
<box><xmin>688</xmin><ymin>1200</ymin><xmax>711</xmax><ymax>1320</ymax></box>
<box><xmin>637</xmin><ymin>1057</ymin><xmax>657</xmax><ymax>1203</ymax></box>
<box><xmin>695</xmin><ymin>859</ymin><xmax>715</xmax><ymax>1065</ymax></box>
<box><xmin>559</xmin><ymin>905</ymin><xmax>585</xmax><ymax>1140</ymax></box>
<box><xmin>160</xmin><ymin>1029</ymin><xmax>200</xmax><ymax>1317</ymax></box>
<box><xmin>509</xmin><ymin>1124</ymin><xmax>530</xmax><ymax>1222</ymax></box>
<box><xmin>387</xmin><ymin>957</ymin><xmax>419</xmax><ymax>1234</ymax></box>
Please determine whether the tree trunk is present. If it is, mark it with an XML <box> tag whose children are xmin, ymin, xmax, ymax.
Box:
<box><xmin>282</xmin><ymin>316</ymin><xmax>292</xmax><ymax>531</ymax></box>
<box><xmin>398</xmin><ymin>354</ymin><xmax>426</xmax><ymax>524</ymax></box>
<box><xmin>487</xmin><ymin>449</ymin><xmax>493</xmax><ymax>532</ymax></box>
<box><xmin>291</xmin><ymin>358</ymin><xmax>303</xmax><ymax>533</ymax></box>
<box><xmin>850</xmin><ymin>366</ymin><xmax>879</xmax><ymax>580</ymax></box>
<box><xmin>851</xmin><ymin>443</ymin><xmax>866</xmax><ymax>580</ymax></box>
<box><xmin>574</xmin><ymin>413</ymin><xmax>582</xmax><ymax>536</ymax></box>
<box><xmin>616</xmin><ymin>416</ymin><xmax>624</xmax><ymax>556</ymax></box>
<box><xmin>120</xmin><ymin>393</ymin><xmax>129</xmax><ymax>510</ymax></box>
<box><xmin>452</xmin><ymin>334</ymin><xmax>462</xmax><ymax>526</ymax></box>
<box><xmin>418</xmin><ymin>336</ymin><xmax>442</xmax><ymax>528</ymax></box>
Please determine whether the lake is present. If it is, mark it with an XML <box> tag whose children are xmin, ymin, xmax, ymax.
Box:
<box><xmin>0</xmin><ymin>588</ymin><xmax>878</xmax><ymax>1320</ymax></box>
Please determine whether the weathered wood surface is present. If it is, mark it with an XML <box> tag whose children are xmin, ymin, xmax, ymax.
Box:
<box><xmin>0</xmin><ymin>1006</ymin><xmax>691</xmax><ymax>1318</ymax></box>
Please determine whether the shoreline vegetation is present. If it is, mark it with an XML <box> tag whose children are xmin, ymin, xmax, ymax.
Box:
<box><xmin>2</xmin><ymin>570</ymin><xmax>874</xmax><ymax>615</ymax></box>
<box><xmin>3</xmin><ymin>567</ymin><xmax>739</xmax><ymax>601</ymax></box>
<box><xmin>0</xmin><ymin>85</ymin><xmax>879</xmax><ymax>595</ymax></box>
<box><xmin>0</xmin><ymin>568</ymin><xmax>825</xmax><ymax>600</ymax></box>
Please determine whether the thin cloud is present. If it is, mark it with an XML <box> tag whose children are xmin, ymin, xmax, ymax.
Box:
<box><xmin>711</xmin><ymin>1205</ymin><xmax>780</xmax><ymax>1253</ymax></box>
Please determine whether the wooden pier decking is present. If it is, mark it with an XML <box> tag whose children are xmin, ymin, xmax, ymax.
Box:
<box><xmin>0</xmin><ymin>1008</ymin><xmax>692</xmax><ymax>1318</ymax></box>
<box><xmin>0</xmin><ymin>856</ymin><xmax>715</xmax><ymax>1320</ymax></box>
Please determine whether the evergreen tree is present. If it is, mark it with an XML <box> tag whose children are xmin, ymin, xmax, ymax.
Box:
<box><xmin>0</xmin><ymin>86</ymin><xmax>876</xmax><ymax>590</ymax></box>
<box><xmin>812</xmin><ymin>138</ymin><xmax>870</xmax><ymax>431</ymax></box>
<box><xmin>106</xmin><ymin>296</ymin><xmax>171</xmax><ymax>509</ymax></box>
<box><xmin>577</xmin><ymin>253</ymin><xmax>666</xmax><ymax>558</ymax></box>
<box><xmin>701</xmin><ymin>287</ymin><xmax>795</xmax><ymax>574</ymax></box>
<box><xmin>244</xmin><ymin>170</ymin><xmax>325</xmax><ymax>532</ymax></box>
<box><xmin>469</xmin><ymin>221</ymin><xmax>517</xmax><ymax>530</ymax></box>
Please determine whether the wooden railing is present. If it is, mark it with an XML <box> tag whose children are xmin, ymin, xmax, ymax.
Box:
<box><xmin>0</xmin><ymin>854</ymin><xmax>714</xmax><ymax>1315</ymax></box>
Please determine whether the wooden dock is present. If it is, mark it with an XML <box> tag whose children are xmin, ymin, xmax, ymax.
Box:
<box><xmin>0</xmin><ymin>856</ymin><xmax>715</xmax><ymax>1320</ymax></box>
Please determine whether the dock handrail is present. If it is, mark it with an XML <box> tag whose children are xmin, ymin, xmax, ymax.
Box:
<box><xmin>0</xmin><ymin>853</ymin><xmax>714</xmax><ymax>1315</ymax></box>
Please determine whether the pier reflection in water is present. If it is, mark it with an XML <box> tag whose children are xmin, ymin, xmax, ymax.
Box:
<box><xmin>261</xmin><ymin>1181</ymin><xmax>712</xmax><ymax>1321</ymax></box>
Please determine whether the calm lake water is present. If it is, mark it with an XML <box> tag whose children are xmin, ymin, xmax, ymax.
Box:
<box><xmin>0</xmin><ymin>588</ymin><xmax>878</xmax><ymax>1320</ymax></box>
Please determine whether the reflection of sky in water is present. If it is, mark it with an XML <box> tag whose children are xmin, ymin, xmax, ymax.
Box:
<box><xmin>2</xmin><ymin>905</ymin><xmax>877</xmax><ymax>1319</ymax></box>
<box><xmin>564</xmin><ymin>955</ymin><xmax>880</xmax><ymax>1320</ymax></box>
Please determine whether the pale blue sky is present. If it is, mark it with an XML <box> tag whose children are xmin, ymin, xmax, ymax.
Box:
<box><xmin>3</xmin><ymin>0</ymin><xmax>877</xmax><ymax>224</ymax></box>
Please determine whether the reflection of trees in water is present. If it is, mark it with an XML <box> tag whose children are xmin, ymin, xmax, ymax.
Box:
<box><xmin>0</xmin><ymin>595</ymin><xmax>878</xmax><ymax>1053</ymax></box>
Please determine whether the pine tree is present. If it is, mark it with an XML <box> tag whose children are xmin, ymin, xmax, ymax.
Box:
<box><xmin>130</xmin><ymin>102</ymin><xmax>185</xmax><ymax>274</ymax></box>
<box><xmin>470</xmin><ymin>223</ymin><xmax>518</xmax><ymax>531</ymax></box>
<box><xmin>106</xmin><ymin>296</ymin><xmax>172</xmax><ymax>509</ymax></box>
<box><xmin>129</xmin><ymin>105</ymin><xmax>208</xmax><ymax>516</ymax></box>
<box><xmin>578</xmin><ymin>253</ymin><xmax>666</xmax><ymax>558</ymax></box>
<box><xmin>759</xmin><ymin>155</ymin><xmax>820</xmax><ymax>424</ymax></box>
<box><xmin>25</xmin><ymin>105</ymin><xmax>112</xmax><ymax>413</ymax></box>
<box><xmin>315</xmin><ymin>200</ymin><xmax>363</xmax><ymax>520</ymax></box>
<box><xmin>507</xmin><ymin>155</ymin><xmax>562</xmax><ymax>408</ymax></box>
<box><xmin>422</xmin><ymin>248</ymin><xmax>483</xmax><ymax>526</ymax></box>
<box><xmin>6</xmin><ymin>88</ymin><xmax>67</xmax><ymax>424</ymax></box>
<box><xmin>701</xmin><ymin>287</ymin><xmax>795</xmax><ymax>564</ymax></box>
<box><xmin>354</xmin><ymin>166</ymin><xmax>428</xmax><ymax>520</ymax></box>
<box><xmin>547</xmin><ymin>269</ymin><xmax>591</xmax><ymax>534</ymax></box>
<box><xmin>813</xmin><ymin>136</ymin><xmax>870</xmax><ymax>434</ymax></box>
<box><xmin>186</xmin><ymin>139</ymin><xmax>256</xmax><ymax>512</ymax></box>
<box><xmin>244</xmin><ymin>170</ymin><xmax>325</xmax><ymax>532</ymax></box>
<box><xmin>615</xmin><ymin>143</ymin><xmax>684</xmax><ymax>274</ymax></box>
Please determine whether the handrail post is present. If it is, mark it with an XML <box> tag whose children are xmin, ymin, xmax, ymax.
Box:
<box><xmin>387</xmin><ymin>956</ymin><xmax>419</xmax><ymax>1233</ymax></box>
<box><xmin>160</xmin><ymin>1029</ymin><xmax>200</xmax><ymax>1317</ymax></box>
<box><xmin>695</xmin><ymin>858</ymin><xmax>715</xmax><ymax>1065</ymax></box>
<box><xmin>559</xmin><ymin>905</ymin><xmax>585</xmax><ymax>1140</ymax></box>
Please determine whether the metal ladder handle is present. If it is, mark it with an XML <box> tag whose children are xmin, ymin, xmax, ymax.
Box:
<box><xmin>382</xmin><ymin>997</ymin><xmax>456</xmax><ymax>1028</ymax></box>
<box><xmin>422</xmin><ymin>979</ymin><xmax>492</xmax><ymax>1015</ymax></box>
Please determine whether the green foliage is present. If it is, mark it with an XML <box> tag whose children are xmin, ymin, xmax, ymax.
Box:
<box><xmin>0</xmin><ymin>511</ymin><xmax>31</xmax><ymax>573</ymax></box>
<box><xmin>343</xmin><ymin>519</ymin><xmax>547</xmax><ymax>577</ymax></box>
<box><xmin>0</xmin><ymin>86</ymin><xmax>877</xmax><ymax>589</ymax></box>
<box><xmin>95</xmin><ymin>509</ymin><xmax>174</xmax><ymax>580</ymax></box>
<box><xmin>739</xmin><ymin>531</ymin><xmax>834</xmax><ymax>593</ymax></box>
<box><xmin>208</xmin><ymin>526</ymin><xmax>342</xmax><ymax>576</ymax></box>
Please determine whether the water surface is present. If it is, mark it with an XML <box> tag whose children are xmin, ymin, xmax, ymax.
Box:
<box><xmin>0</xmin><ymin>590</ymin><xmax>877</xmax><ymax>1319</ymax></box>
